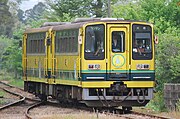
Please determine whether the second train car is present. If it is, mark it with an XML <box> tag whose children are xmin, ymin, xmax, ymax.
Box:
<box><xmin>22</xmin><ymin>18</ymin><xmax>155</xmax><ymax>109</ymax></box>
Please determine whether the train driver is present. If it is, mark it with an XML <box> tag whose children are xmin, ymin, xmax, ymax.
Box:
<box><xmin>112</xmin><ymin>33</ymin><xmax>120</xmax><ymax>52</ymax></box>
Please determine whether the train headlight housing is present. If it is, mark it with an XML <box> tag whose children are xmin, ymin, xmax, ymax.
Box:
<box><xmin>136</xmin><ymin>64</ymin><xmax>150</xmax><ymax>70</ymax></box>
<box><xmin>88</xmin><ymin>64</ymin><xmax>100</xmax><ymax>70</ymax></box>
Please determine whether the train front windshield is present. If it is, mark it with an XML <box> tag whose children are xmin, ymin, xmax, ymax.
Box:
<box><xmin>132</xmin><ymin>25</ymin><xmax>153</xmax><ymax>60</ymax></box>
<box><xmin>84</xmin><ymin>24</ymin><xmax>105</xmax><ymax>60</ymax></box>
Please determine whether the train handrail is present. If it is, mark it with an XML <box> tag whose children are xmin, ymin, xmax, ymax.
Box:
<box><xmin>51</xmin><ymin>58</ymin><xmax>57</xmax><ymax>77</ymax></box>
<box><xmin>44</xmin><ymin>58</ymin><xmax>48</xmax><ymax>76</ymax></box>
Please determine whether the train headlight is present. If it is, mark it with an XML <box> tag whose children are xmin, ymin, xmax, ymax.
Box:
<box><xmin>136</xmin><ymin>64</ymin><xmax>150</xmax><ymax>70</ymax></box>
<box><xmin>88</xmin><ymin>64</ymin><xmax>100</xmax><ymax>70</ymax></box>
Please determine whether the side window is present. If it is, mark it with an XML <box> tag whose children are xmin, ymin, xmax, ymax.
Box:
<box><xmin>55</xmin><ymin>30</ymin><xmax>78</xmax><ymax>54</ymax></box>
<box><xmin>112</xmin><ymin>31</ymin><xmax>125</xmax><ymax>52</ymax></box>
<box><xmin>27</xmin><ymin>33</ymin><xmax>45</xmax><ymax>54</ymax></box>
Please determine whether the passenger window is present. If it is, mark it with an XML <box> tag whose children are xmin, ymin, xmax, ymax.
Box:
<box><xmin>112</xmin><ymin>31</ymin><xmax>125</xmax><ymax>52</ymax></box>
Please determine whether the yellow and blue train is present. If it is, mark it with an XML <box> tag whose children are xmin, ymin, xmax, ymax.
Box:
<box><xmin>22</xmin><ymin>18</ymin><xmax>155</xmax><ymax>109</ymax></box>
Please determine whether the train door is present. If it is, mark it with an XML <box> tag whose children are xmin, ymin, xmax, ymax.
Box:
<box><xmin>108</xmin><ymin>24</ymin><xmax>129</xmax><ymax>80</ymax></box>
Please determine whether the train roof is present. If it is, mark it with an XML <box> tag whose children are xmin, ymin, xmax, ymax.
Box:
<box><xmin>24</xmin><ymin>18</ymin><xmax>152</xmax><ymax>34</ymax></box>
<box><xmin>24</xmin><ymin>26</ymin><xmax>52</xmax><ymax>34</ymax></box>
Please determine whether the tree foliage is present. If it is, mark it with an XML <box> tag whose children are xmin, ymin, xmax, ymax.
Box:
<box><xmin>0</xmin><ymin>0</ymin><xmax>25</xmax><ymax>78</ymax></box>
<box><xmin>0</xmin><ymin>0</ymin><xmax>14</xmax><ymax>37</ymax></box>
<box><xmin>24</xmin><ymin>2</ymin><xmax>46</xmax><ymax>21</ymax></box>
<box><xmin>45</xmin><ymin>0</ymin><xmax>88</xmax><ymax>21</ymax></box>
<box><xmin>140</xmin><ymin>0</ymin><xmax>180</xmax><ymax>32</ymax></box>
<box><xmin>45</xmin><ymin>0</ymin><xmax>118</xmax><ymax>21</ymax></box>
<box><xmin>112</xmin><ymin>2</ymin><xmax>143</xmax><ymax>20</ymax></box>
<box><xmin>156</xmin><ymin>31</ymin><xmax>180</xmax><ymax>84</ymax></box>
<box><xmin>1</xmin><ymin>41</ymin><xmax>22</xmax><ymax>79</ymax></box>
<box><xmin>0</xmin><ymin>36</ymin><xmax>13</xmax><ymax>63</ymax></box>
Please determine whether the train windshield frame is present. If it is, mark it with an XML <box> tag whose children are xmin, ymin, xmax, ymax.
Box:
<box><xmin>132</xmin><ymin>24</ymin><xmax>153</xmax><ymax>60</ymax></box>
<box><xmin>84</xmin><ymin>24</ymin><xmax>105</xmax><ymax>60</ymax></box>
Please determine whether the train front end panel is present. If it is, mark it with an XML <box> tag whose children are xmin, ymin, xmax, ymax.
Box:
<box><xmin>80</xmin><ymin>21</ymin><xmax>155</xmax><ymax>107</ymax></box>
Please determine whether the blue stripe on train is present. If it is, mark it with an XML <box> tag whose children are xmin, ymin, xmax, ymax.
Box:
<box><xmin>81</xmin><ymin>73</ymin><xmax>155</xmax><ymax>81</ymax></box>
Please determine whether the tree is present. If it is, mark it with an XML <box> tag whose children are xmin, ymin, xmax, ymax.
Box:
<box><xmin>17</xmin><ymin>9</ymin><xmax>25</xmax><ymax>22</ymax></box>
<box><xmin>24</xmin><ymin>2</ymin><xmax>46</xmax><ymax>21</ymax></box>
<box><xmin>0</xmin><ymin>36</ymin><xmax>13</xmax><ymax>69</ymax></box>
<box><xmin>140</xmin><ymin>0</ymin><xmax>180</xmax><ymax>33</ymax></box>
<box><xmin>156</xmin><ymin>30</ymin><xmax>180</xmax><ymax>84</ymax></box>
<box><xmin>0</xmin><ymin>0</ymin><xmax>14</xmax><ymax>37</ymax></box>
<box><xmin>1</xmin><ymin>40</ymin><xmax>22</xmax><ymax>79</ymax></box>
<box><xmin>45</xmin><ymin>0</ymin><xmax>89</xmax><ymax>21</ymax></box>
<box><xmin>112</xmin><ymin>1</ymin><xmax>143</xmax><ymax>20</ymax></box>
<box><xmin>45</xmin><ymin>0</ymin><xmax>118</xmax><ymax>22</ymax></box>
<box><xmin>90</xmin><ymin>0</ymin><xmax>106</xmax><ymax>17</ymax></box>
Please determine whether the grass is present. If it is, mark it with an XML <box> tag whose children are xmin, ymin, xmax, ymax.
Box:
<box><xmin>0</xmin><ymin>91</ymin><xmax>6</xmax><ymax>105</ymax></box>
<box><xmin>9</xmin><ymin>79</ymin><xmax>24</xmax><ymax>88</ymax></box>
<box><xmin>134</xmin><ymin>106</ymin><xmax>180</xmax><ymax>119</ymax></box>
<box><xmin>0</xmin><ymin>99</ymin><xmax>6</xmax><ymax>105</ymax></box>
<box><xmin>0</xmin><ymin>90</ymin><xmax>5</xmax><ymax>97</ymax></box>
<box><xmin>0</xmin><ymin>71</ymin><xmax>23</xmax><ymax>105</ymax></box>
<box><xmin>0</xmin><ymin>71</ymin><xmax>24</xmax><ymax>88</ymax></box>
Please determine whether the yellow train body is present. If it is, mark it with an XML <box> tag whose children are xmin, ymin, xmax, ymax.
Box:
<box><xmin>23</xmin><ymin>18</ymin><xmax>155</xmax><ymax>107</ymax></box>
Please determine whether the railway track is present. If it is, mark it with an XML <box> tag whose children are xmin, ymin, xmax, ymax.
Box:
<box><xmin>0</xmin><ymin>88</ymin><xmax>25</xmax><ymax>110</ymax></box>
<box><xmin>128</xmin><ymin>111</ymin><xmax>171</xmax><ymax>119</ymax></box>
<box><xmin>0</xmin><ymin>81</ymin><xmax>39</xmax><ymax>101</ymax></box>
<box><xmin>0</xmin><ymin>81</ymin><xmax>39</xmax><ymax>111</ymax></box>
<box><xmin>94</xmin><ymin>108</ymin><xmax>171</xmax><ymax>119</ymax></box>
<box><xmin>0</xmin><ymin>81</ymin><xmax>26</xmax><ymax>111</ymax></box>
<box><xmin>24</xmin><ymin>100</ymin><xmax>171</xmax><ymax>119</ymax></box>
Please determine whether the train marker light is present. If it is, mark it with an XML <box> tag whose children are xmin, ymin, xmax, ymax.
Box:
<box><xmin>88</xmin><ymin>64</ymin><xmax>100</xmax><ymax>70</ymax></box>
<box><xmin>154</xmin><ymin>35</ymin><xmax>158</xmax><ymax>44</ymax></box>
<box><xmin>136</xmin><ymin>64</ymin><xmax>150</xmax><ymax>70</ymax></box>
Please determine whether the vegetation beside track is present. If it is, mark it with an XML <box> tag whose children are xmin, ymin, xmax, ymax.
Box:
<box><xmin>0</xmin><ymin>91</ymin><xmax>6</xmax><ymax>105</ymax></box>
<box><xmin>0</xmin><ymin>71</ymin><xmax>23</xmax><ymax>88</ymax></box>
<box><xmin>0</xmin><ymin>91</ymin><xmax>5</xmax><ymax>97</ymax></box>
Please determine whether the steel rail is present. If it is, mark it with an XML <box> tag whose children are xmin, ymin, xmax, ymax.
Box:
<box><xmin>91</xmin><ymin>108</ymin><xmax>172</xmax><ymax>119</ymax></box>
<box><xmin>0</xmin><ymin>88</ymin><xmax>25</xmax><ymax>111</ymax></box>
<box><xmin>130</xmin><ymin>111</ymin><xmax>172</xmax><ymax>119</ymax></box>
<box><xmin>0</xmin><ymin>81</ymin><xmax>40</xmax><ymax>102</ymax></box>
<box><xmin>25</xmin><ymin>101</ymin><xmax>44</xmax><ymax>119</ymax></box>
<box><xmin>0</xmin><ymin>81</ymin><xmax>40</xmax><ymax>111</ymax></box>
<box><xmin>45</xmin><ymin>100</ymin><xmax>172</xmax><ymax>119</ymax></box>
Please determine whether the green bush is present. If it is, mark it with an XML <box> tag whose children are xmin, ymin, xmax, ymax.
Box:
<box><xmin>147</xmin><ymin>91</ymin><xmax>167</xmax><ymax>112</ymax></box>
<box><xmin>176</xmin><ymin>99</ymin><xmax>180</xmax><ymax>111</ymax></box>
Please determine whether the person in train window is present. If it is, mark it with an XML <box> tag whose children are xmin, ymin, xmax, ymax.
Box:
<box><xmin>112</xmin><ymin>33</ymin><xmax>120</xmax><ymax>52</ymax></box>
<box><xmin>137</xmin><ymin>40</ymin><xmax>145</xmax><ymax>55</ymax></box>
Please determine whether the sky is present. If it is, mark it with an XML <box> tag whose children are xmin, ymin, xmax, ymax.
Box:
<box><xmin>20</xmin><ymin>0</ymin><xmax>45</xmax><ymax>11</ymax></box>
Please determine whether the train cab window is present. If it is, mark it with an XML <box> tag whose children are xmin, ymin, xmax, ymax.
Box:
<box><xmin>112</xmin><ymin>31</ymin><xmax>125</xmax><ymax>52</ymax></box>
<box><xmin>85</xmin><ymin>24</ymin><xmax>105</xmax><ymax>60</ymax></box>
<box><xmin>132</xmin><ymin>24</ymin><xmax>152</xmax><ymax>60</ymax></box>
